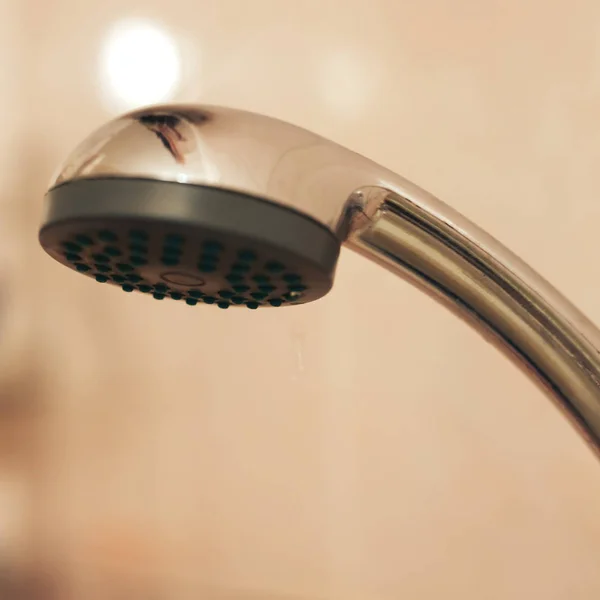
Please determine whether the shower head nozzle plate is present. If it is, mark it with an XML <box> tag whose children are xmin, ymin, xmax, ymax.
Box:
<box><xmin>39</xmin><ymin>178</ymin><xmax>341</xmax><ymax>309</ymax></box>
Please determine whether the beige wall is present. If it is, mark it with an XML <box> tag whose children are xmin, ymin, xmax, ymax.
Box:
<box><xmin>2</xmin><ymin>0</ymin><xmax>600</xmax><ymax>597</ymax></box>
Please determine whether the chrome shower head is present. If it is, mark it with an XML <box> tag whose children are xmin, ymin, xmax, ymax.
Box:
<box><xmin>38</xmin><ymin>106</ymin><xmax>357</xmax><ymax>309</ymax></box>
<box><xmin>39</xmin><ymin>103</ymin><xmax>600</xmax><ymax>457</ymax></box>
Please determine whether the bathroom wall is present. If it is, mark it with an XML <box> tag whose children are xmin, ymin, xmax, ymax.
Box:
<box><xmin>2</xmin><ymin>0</ymin><xmax>600</xmax><ymax>598</ymax></box>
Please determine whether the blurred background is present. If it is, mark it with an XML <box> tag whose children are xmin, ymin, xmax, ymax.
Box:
<box><xmin>2</xmin><ymin>0</ymin><xmax>600</xmax><ymax>598</ymax></box>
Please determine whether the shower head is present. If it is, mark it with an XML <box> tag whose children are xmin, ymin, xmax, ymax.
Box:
<box><xmin>38</xmin><ymin>106</ymin><xmax>365</xmax><ymax>309</ymax></box>
<box><xmin>39</xmin><ymin>103</ymin><xmax>600</xmax><ymax>457</ymax></box>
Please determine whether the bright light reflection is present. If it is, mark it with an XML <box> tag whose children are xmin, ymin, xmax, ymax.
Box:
<box><xmin>100</xmin><ymin>19</ymin><xmax>181</xmax><ymax>111</ymax></box>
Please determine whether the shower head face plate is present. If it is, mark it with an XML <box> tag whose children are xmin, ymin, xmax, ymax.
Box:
<box><xmin>39</xmin><ymin>178</ymin><xmax>341</xmax><ymax>309</ymax></box>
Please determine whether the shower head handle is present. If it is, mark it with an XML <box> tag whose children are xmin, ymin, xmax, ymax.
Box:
<box><xmin>40</xmin><ymin>104</ymin><xmax>600</xmax><ymax>458</ymax></box>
